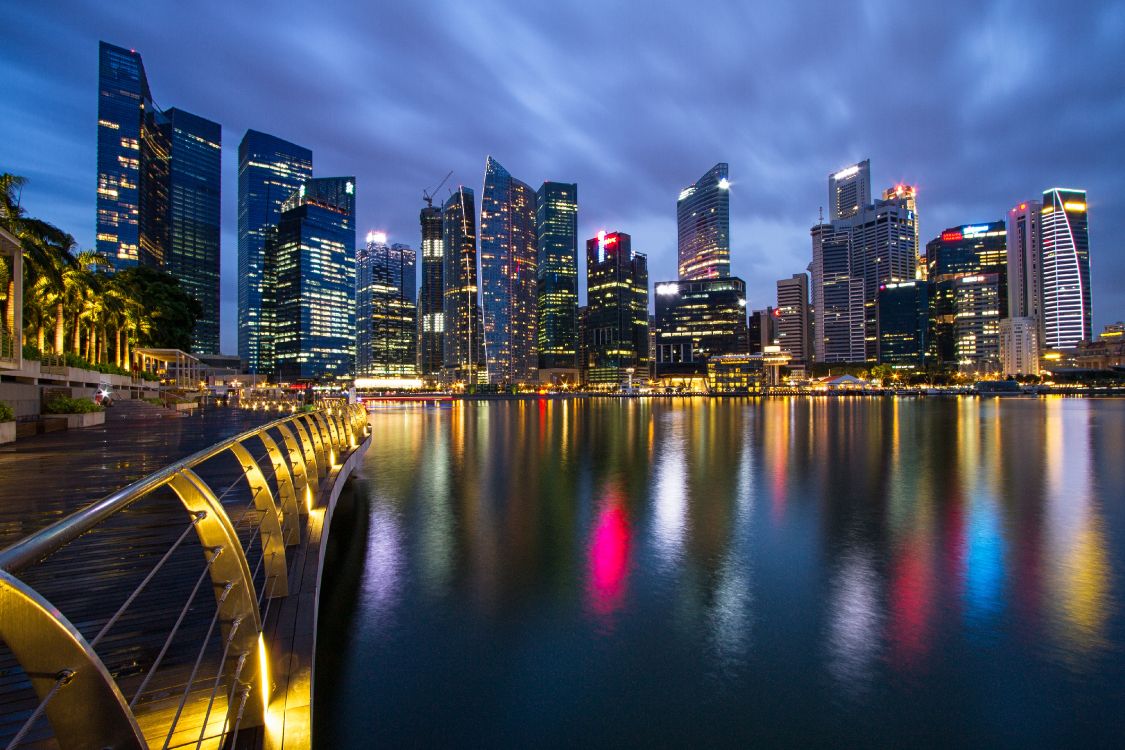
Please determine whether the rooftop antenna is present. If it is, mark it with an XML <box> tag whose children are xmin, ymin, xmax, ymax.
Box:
<box><xmin>423</xmin><ymin>170</ymin><xmax>453</xmax><ymax>208</ymax></box>
<box><xmin>818</xmin><ymin>206</ymin><xmax>824</xmax><ymax>224</ymax></box>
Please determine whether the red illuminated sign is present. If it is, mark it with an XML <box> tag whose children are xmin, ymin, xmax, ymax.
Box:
<box><xmin>941</xmin><ymin>230</ymin><xmax>963</xmax><ymax>242</ymax></box>
<box><xmin>603</xmin><ymin>235</ymin><xmax>618</xmax><ymax>246</ymax></box>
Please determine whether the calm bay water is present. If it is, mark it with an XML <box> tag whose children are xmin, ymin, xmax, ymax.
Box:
<box><xmin>316</xmin><ymin>397</ymin><xmax>1125</xmax><ymax>747</ymax></box>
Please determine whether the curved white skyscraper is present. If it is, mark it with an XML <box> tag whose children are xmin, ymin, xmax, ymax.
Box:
<box><xmin>1040</xmin><ymin>188</ymin><xmax>1092</xmax><ymax>349</ymax></box>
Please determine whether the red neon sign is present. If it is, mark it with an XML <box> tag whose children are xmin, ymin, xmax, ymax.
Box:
<box><xmin>941</xmin><ymin>230</ymin><xmax>963</xmax><ymax>242</ymax></box>
<box><xmin>603</xmin><ymin>235</ymin><xmax>618</xmax><ymax>246</ymax></box>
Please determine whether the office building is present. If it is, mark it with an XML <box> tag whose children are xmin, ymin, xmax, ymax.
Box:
<box><xmin>1000</xmin><ymin>317</ymin><xmax>1039</xmax><ymax>376</ymax></box>
<box><xmin>748</xmin><ymin>308</ymin><xmax>776</xmax><ymax>355</ymax></box>
<box><xmin>479</xmin><ymin>157</ymin><xmax>538</xmax><ymax>387</ymax></box>
<box><xmin>953</xmin><ymin>273</ymin><xmax>1002</xmax><ymax>373</ymax></box>
<box><xmin>271</xmin><ymin>177</ymin><xmax>356</xmax><ymax>381</ymax></box>
<box><xmin>810</xmin><ymin>222</ymin><xmax>865</xmax><ymax>363</ymax></box>
<box><xmin>653</xmin><ymin>277</ymin><xmax>747</xmax><ymax>385</ymax></box>
<box><xmin>677</xmin><ymin>163</ymin><xmax>730</xmax><ymax>280</ymax></box>
<box><xmin>776</xmin><ymin>273</ymin><xmax>811</xmax><ymax>365</ymax></box>
<box><xmin>828</xmin><ymin>159</ymin><xmax>870</xmax><ymax>221</ymax></box>
<box><xmin>442</xmin><ymin>187</ymin><xmax>484</xmax><ymax>386</ymax></box>
<box><xmin>1007</xmin><ymin>200</ymin><xmax>1042</xmax><ymax>322</ymax></box>
<box><xmin>536</xmin><ymin>181</ymin><xmax>579</xmax><ymax>381</ymax></box>
<box><xmin>164</xmin><ymin>108</ymin><xmax>221</xmax><ymax>354</ymax></box>
<box><xmin>417</xmin><ymin>201</ymin><xmax>444</xmax><ymax>380</ymax></box>
<box><xmin>585</xmin><ymin>231</ymin><xmax>648</xmax><ymax>388</ymax></box>
<box><xmin>883</xmin><ymin>184</ymin><xmax>921</xmax><ymax>278</ymax></box>
<box><xmin>96</xmin><ymin>42</ymin><xmax>168</xmax><ymax>270</ymax></box>
<box><xmin>238</xmin><ymin>130</ymin><xmax>312</xmax><ymax>374</ymax></box>
<box><xmin>927</xmin><ymin>221</ymin><xmax>1007</xmax><ymax>367</ymax></box>
<box><xmin>876</xmin><ymin>281</ymin><xmax>930</xmax><ymax>369</ymax></box>
<box><xmin>1040</xmin><ymin>188</ymin><xmax>1092</xmax><ymax>349</ymax></box>
<box><xmin>357</xmin><ymin>233</ymin><xmax>417</xmax><ymax>380</ymax></box>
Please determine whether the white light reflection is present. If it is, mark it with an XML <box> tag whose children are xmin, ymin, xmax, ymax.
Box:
<box><xmin>827</xmin><ymin>547</ymin><xmax>882</xmax><ymax>691</ymax></box>
<box><xmin>651</xmin><ymin>422</ymin><xmax>687</xmax><ymax>568</ymax></box>
<box><xmin>361</xmin><ymin>501</ymin><xmax>405</xmax><ymax>632</ymax></box>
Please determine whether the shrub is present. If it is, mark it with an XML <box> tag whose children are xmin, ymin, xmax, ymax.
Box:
<box><xmin>44</xmin><ymin>396</ymin><xmax>104</xmax><ymax>414</ymax></box>
<box><xmin>0</xmin><ymin>402</ymin><xmax>13</xmax><ymax>422</ymax></box>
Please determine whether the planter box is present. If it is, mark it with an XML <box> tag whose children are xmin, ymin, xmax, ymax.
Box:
<box><xmin>0</xmin><ymin>421</ymin><xmax>13</xmax><ymax>444</ymax></box>
<box><xmin>43</xmin><ymin>411</ymin><xmax>106</xmax><ymax>429</ymax></box>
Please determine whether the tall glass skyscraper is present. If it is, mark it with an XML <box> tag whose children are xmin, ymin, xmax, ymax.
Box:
<box><xmin>356</xmin><ymin>233</ymin><xmax>417</xmax><ymax>379</ymax></box>
<box><xmin>536</xmin><ymin>181</ymin><xmax>579</xmax><ymax>377</ymax></box>
<box><xmin>271</xmin><ymin>177</ymin><xmax>356</xmax><ymax>381</ymax></box>
<box><xmin>479</xmin><ymin>157</ymin><xmax>538</xmax><ymax>387</ymax></box>
<box><xmin>417</xmin><ymin>202</ymin><xmax>444</xmax><ymax>380</ymax></box>
<box><xmin>96</xmin><ymin>41</ymin><xmax>168</xmax><ymax>269</ymax></box>
<box><xmin>653</xmin><ymin>277</ymin><xmax>747</xmax><ymax>383</ymax></box>
<box><xmin>585</xmin><ymin>231</ymin><xmax>649</xmax><ymax>387</ymax></box>
<box><xmin>676</xmin><ymin>163</ymin><xmax>730</xmax><ymax>280</ymax></box>
<box><xmin>828</xmin><ymin>160</ymin><xmax>871</xmax><ymax>221</ymax></box>
<box><xmin>1040</xmin><ymin>188</ymin><xmax>1092</xmax><ymax>349</ymax></box>
<box><xmin>442</xmin><ymin>187</ymin><xmax>484</xmax><ymax>386</ymax></box>
<box><xmin>1007</xmin><ymin>200</ymin><xmax>1043</xmax><ymax>322</ymax></box>
<box><xmin>164</xmin><ymin>108</ymin><xmax>221</xmax><ymax>354</ymax></box>
<box><xmin>810</xmin><ymin>222</ymin><xmax>865</xmax><ymax>363</ymax></box>
<box><xmin>238</xmin><ymin>130</ymin><xmax>312</xmax><ymax>373</ymax></box>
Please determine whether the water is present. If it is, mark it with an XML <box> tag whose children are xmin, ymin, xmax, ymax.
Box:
<box><xmin>316</xmin><ymin>397</ymin><xmax>1125</xmax><ymax>747</ymax></box>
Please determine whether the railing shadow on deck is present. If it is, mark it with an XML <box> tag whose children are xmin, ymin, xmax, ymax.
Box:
<box><xmin>0</xmin><ymin>402</ymin><xmax>369</xmax><ymax>749</ymax></box>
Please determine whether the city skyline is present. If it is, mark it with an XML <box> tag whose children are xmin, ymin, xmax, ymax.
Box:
<box><xmin>2</xmin><ymin>3</ymin><xmax>1124</xmax><ymax>355</ymax></box>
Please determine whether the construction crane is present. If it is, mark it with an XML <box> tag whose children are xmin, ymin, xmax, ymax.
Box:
<box><xmin>423</xmin><ymin>170</ymin><xmax>453</xmax><ymax>207</ymax></box>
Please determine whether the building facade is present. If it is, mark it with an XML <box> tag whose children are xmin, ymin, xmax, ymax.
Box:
<box><xmin>536</xmin><ymin>181</ymin><xmax>579</xmax><ymax>380</ymax></box>
<box><xmin>1040</xmin><ymin>188</ymin><xmax>1091</xmax><ymax>349</ymax></box>
<box><xmin>810</xmin><ymin>222</ymin><xmax>865</xmax><ymax>363</ymax></box>
<box><xmin>417</xmin><ymin>202</ymin><xmax>444</xmax><ymax>380</ymax></box>
<box><xmin>442</xmin><ymin>187</ymin><xmax>484</xmax><ymax>386</ymax></box>
<box><xmin>883</xmin><ymin>184</ymin><xmax>920</xmax><ymax>278</ymax></box>
<box><xmin>952</xmin><ymin>273</ymin><xmax>1003</xmax><ymax>373</ymax></box>
<box><xmin>271</xmin><ymin>177</ymin><xmax>356</xmax><ymax>381</ymax></box>
<box><xmin>828</xmin><ymin>159</ymin><xmax>870</xmax><ymax>221</ymax></box>
<box><xmin>676</xmin><ymin>163</ymin><xmax>730</xmax><ymax>280</ymax></box>
<box><xmin>164</xmin><ymin>108</ymin><xmax>221</xmax><ymax>354</ymax></box>
<box><xmin>653</xmin><ymin>277</ymin><xmax>747</xmax><ymax>383</ymax></box>
<box><xmin>1000</xmin><ymin>316</ymin><xmax>1040</xmax><ymax>376</ymax></box>
<box><xmin>356</xmin><ymin>234</ymin><xmax>416</xmax><ymax>380</ymax></box>
<box><xmin>876</xmin><ymin>281</ymin><xmax>930</xmax><ymax>369</ymax></box>
<box><xmin>585</xmin><ymin>232</ymin><xmax>648</xmax><ymax>388</ymax></box>
<box><xmin>479</xmin><ymin>157</ymin><xmax>538</xmax><ymax>386</ymax></box>
<box><xmin>776</xmin><ymin>273</ymin><xmax>811</xmax><ymax>365</ymax></box>
<box><xmin>237</xmin><ymin>130</ymin><xmax>312</xmax><ymax>374</ymax></box>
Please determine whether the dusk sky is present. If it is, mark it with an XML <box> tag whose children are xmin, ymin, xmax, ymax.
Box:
<box><xmin>2</xmin><ymin>1</ymin><xmax>1123</xmax><ymax>354</ymax></box>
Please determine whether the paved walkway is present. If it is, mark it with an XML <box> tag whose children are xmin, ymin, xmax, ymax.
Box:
<box><xmin>0</xmin><ymin>401</ymin><xmax>277</xmax><ymax>548</ymax></box>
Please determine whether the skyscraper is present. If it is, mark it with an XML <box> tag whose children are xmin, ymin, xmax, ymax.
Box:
<box><xmin>810</xmin><ymin>222</ymin><xmax>865</xmax><ymax>363</ymax></box>
<box><xmin>356</xmin><ymin>233</ymin><xmax>417</xmax><ymax>379</ymax></box>
<box><xmin>883</xmin><ymin>184</ymin><xmax>920</xmax><ymax>278</ymax></box>
<box><xmin>417</xmin><ymin>201</ymin><xmax>445</xmax><ymax>380</ymax></box>
<box><xmin>776</xmin><ymin>273</ymin><xmax>811</xmax><ymax>365</ymax></box>
<box><xmin>272</xmin><ymin>177</ymin><xmax>356</xmax><ymax>381</ymax></box>
<box><xmin>676</xmin><ymin>163</ymin><xmax>730</xmax><ymax>280</ymax></box>
<box><xmin>1040</xmin><ymin>188</ymin><xmax>1092</xmax><ymax>349</ymax></box>
<box><xmin>877</xmin><ymin>281</ymin><xmax>930</xmax><ymax>369</ymax></box>
<box><xmin>653</xmin><ymin>278</ymin><xmax>747</xmax><ymax>385</ymax></box>
<box><xmin>442</xmin><ymin>187</ymin><xmax>484</xmax><ymax>386</ymax></box>
<box><xmin>238</xmin><ymin>130</ymin><xmax>312</xmax><ymax>374</ymax></box>
<box><xmin>1007</xmin><ymin>200</ymin><xmax>1043</xmax><ymax>321</ymax></box>
<box><xmin>96</xmin><ymin>42</ymin><xmax>168</xmax><ymax>270</ymax></box>
<box><xmin>585</xmin><ymin>231</ymin><xmax>648</xmax><ymax>388</ymax></box>
<box><xmin>536</xmin><ymin>181</ymin><xmax>579</xmax><ymax>381</ymax></box>
<box><xmin>164</xmin><ymin>108</ymin><xmax>221</xmax><ymax>354</ymax></box>
<box><xmin>479</xmin><ymin>157</ymin><xmax>538</xmax><ymax>387</ymax></box>
<box><xmin>828</xmin><ymin>160</ymin><xmax>871</xmax><ymax>221</ymax></box>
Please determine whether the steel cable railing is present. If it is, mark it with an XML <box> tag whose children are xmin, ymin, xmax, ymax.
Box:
<box><xmin>0</xmin><ymin>403</ymin><xmax>369</xmax><ymax>750</ymax></box>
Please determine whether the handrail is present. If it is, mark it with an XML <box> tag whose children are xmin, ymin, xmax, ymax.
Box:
<box><xmin>0</xmin><ymin>402</ymin><xmax>370</xmax><ymax>750</ymax></box>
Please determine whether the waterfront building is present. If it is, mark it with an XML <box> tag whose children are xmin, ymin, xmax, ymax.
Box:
<box><xmin>776</xmin><ymin>273</ymin><xmax>811</xmax><ymax>365</ymax></box>
<box><xmin>883</xmin><ymin>184</ymin><xmax>921</xmax><ymax>278</ymax></box>
<box><xmin>748</xmin><ymin>307</ymin><xmax>776</xmax><ymax>355</ymax></box>
<box><xmin>238</xmin><ymin>130</ymin><xmax>312</xmax><ymax>374</ymax></box>
<box><xmin>927</xmin><ymin>221</ymin><xmax>1007</xmax><ymax>368</ymax></box>
<box><xmin>676</xmin><ymin>163</ymin><xmax>730</xmax><ymax>280</ymax></box>
<box><xmin>876</xmin><ymin>280</ymin><xmax>930</xmax><ymax>370</ymax></box>
<box><xmin>585</xmin><ymin>231</ymin><xmax>648</xmax><ymax>388</ymax></box>
<box><xmin>810</xmin><ymin>222</ymin><xmax>865</xmax><ymax>363</ymax></box>
<box><xmin>271</xmin><ymin>177</ymin><xmax>356</xmax><ymax>381</ymax></box>
<box><xmin>707</xmin><ymin>354</ymin><xmax>764</xmax><ymax>394</ymax></box>
<box><xmin>1040</xmin><ymin>188</ymin><xmax>1092</xmax><ymax>349</ymax></box>
<box><xmin>356</xmin><ymin>233</ymin><xmax>417</xmax><ymax>380</ymax></box>
<box><xmin>653</xmin><ymin>277</ymin><xmax>747</xmax><ymax>386</ymax></box>
<box><xmin>1000</xmin><ymin>316</ymin><xmax>1040</xmax><ymax>376</ymax></box>
<box><xmin>828</xmin><ymin>159</ymin><xmax>870</xmax><ymax>221</ymax></box>
<box><xmin>417</xmin><ymin>201</ymin><xmax>444</xmax><ymax>381</ymax></box>
<box><xmin>164</xmin><ymin>108</ymin><xmax>221</xmax><ymax>354</ymax></box>
<box><xmin>479</xmin><ymin>157</ymin><xmax>538</xmax><ymax>387</ymax></box>
<box><xmin>442</xmin><ymin>187</ymin><xmax>485</xmax><ymax>387</ymax></box>
<box><xmin>952</xmin><ymin>273</ymin><xmax>1002</xmax><ymax>373</ymax></box>
<box><xmin>536</xmin><ymin>181</ymin><xmax>579</xmax><ymax>383</ymax></box>
<box><xmin>96</xmin><ymin>42</ymin><xmax>167</xmax><ymax>270</ymax></box>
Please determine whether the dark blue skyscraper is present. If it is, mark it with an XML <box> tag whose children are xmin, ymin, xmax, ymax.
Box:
<box><xmin>442</xmin><ymin>187</ymin><xmax>484</xmax><ymax>387</ymax></box>
<box><xmin>356</xmin><ymin>233</ymin><xmax>417</xmax><ymax>379</ymax></box>
<box><xmin>272</xmin><ymin>177</ymin><xmax>356</xmax><ymax>381</ymax></box>
<box><xmin>164</xmin><ymin>108</ymin><xmax>221</xmax><ymax>354</ymax></box>
<box><xmin>676</xmin><ymin>163</ymin><xmax>730</xmax><ymax>280</ymax></box>
<box><xmin>417</xmin><ymin>202</ymin><xmax>444</xmax><ymax>381</ymax></box>
<box><xmin>238</xmin><ymin>130</ymin><xmax>312</xmax><ymax>373</ymax></box>
<box><xmin>96</xmin><ymin>41</ymin><xmax>168</xmax><ymax>269</ymax></box>
<box><xmin>480</xmin><ymin>157</ymin><xmax>538</xmax><ymax>387</ymax></box>
<box><xmin>536</xmin><ymin>181</ymin><xmax>579</xmax><ymax>379</ymax></box>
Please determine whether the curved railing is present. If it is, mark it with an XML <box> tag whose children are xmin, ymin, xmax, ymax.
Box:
<box><xmin>0</xmin><ymin>402</ymin><xmax>369</xmax><ymax>749</ymax></box>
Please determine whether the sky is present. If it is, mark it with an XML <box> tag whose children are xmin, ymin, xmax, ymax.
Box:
<box><xmin>2</xmin><ymin>0</ymin><xmax>1123</xmax><ymax>355</ymax></box>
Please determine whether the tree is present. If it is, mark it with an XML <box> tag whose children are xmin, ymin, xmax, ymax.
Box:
<box><xmin>112</xmin><ymin>266</ymin><xmax>201</xmax><ymax>352</ymax></box>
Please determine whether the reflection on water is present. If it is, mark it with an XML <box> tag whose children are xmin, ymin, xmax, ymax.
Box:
<box><xmin>318</xmin><ymin>398</ymin><xmax>1125</xmax><ymax>747</ymax></box>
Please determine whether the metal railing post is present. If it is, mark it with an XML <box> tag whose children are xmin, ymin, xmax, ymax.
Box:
<box><xmin>276</xmin><ymin>422</ymin><xmax>317</xmax><ymax>511</ymax></box>
<box><xmin>226</xmin><ymin>442</ymin><xmax>289</xmax><ymax>598</ymax></box>
<box><xmin>256</xmin><ymin>431</ymin><xmax>300</xmax><ymax>545</ymax></box>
